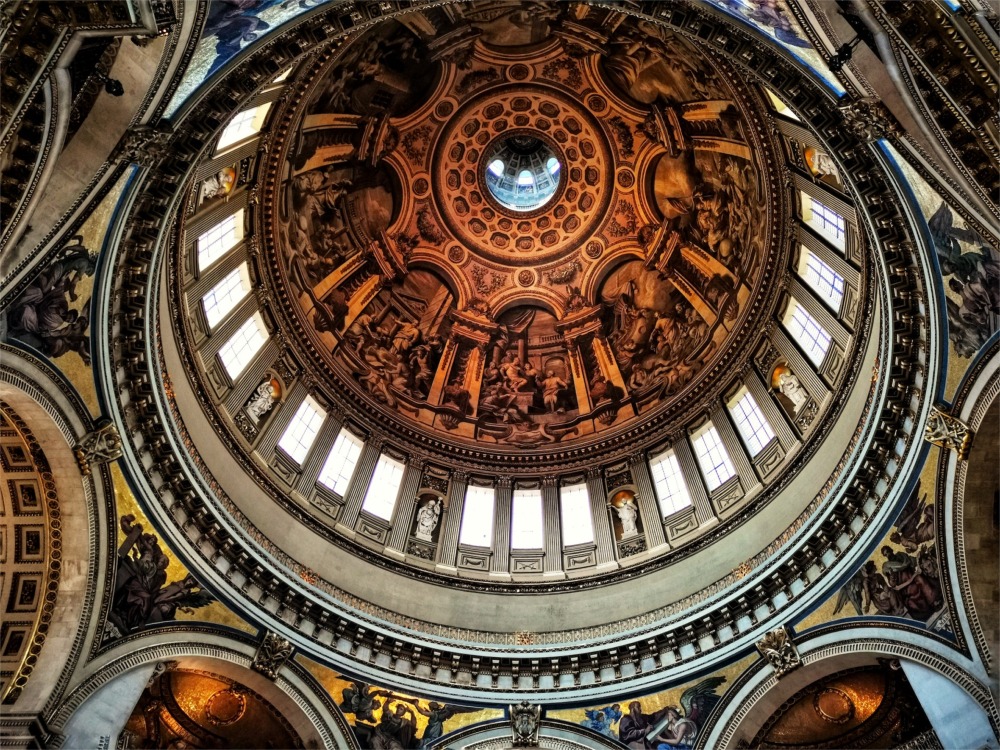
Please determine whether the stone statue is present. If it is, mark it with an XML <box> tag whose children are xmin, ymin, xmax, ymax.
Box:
<box><xmin>414</xmin><ymin>497</ymin><xmax>441</xmax><ymax>541</ymax></box>
<box><xmin>613</xmin><ymin>495</ymin><xmax>640</xmax><ymax>538</ymax></box>
<box><xmin>774</xmin><ymin>367</ymin><xmax>809</xmax><ymax>414</ymax></box>
<box><xmin>246</xmin><ymin>378</ymin><xmax>280</xmax><ymax>422</ymax></box>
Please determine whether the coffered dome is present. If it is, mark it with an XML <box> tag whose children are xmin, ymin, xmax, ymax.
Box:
<box><xmin>109</xmin><ymin>0</ymin><xmax>931</xmax><ymax>703</ymax></box>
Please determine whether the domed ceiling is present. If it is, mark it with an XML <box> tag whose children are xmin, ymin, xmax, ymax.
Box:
<box><xmin>263</xmin><ymin>7</ymin><xmax>786</xmax><ymax>465</ymax></box>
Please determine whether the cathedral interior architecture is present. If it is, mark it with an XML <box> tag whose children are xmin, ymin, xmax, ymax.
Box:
<box><xmin>1</xmin><ymin>1</ymin><xmax>999</xmax><ymax>748</ymax></box>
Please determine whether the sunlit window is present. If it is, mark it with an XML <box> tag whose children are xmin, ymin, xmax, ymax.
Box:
<box><xmin>560</xmin><ymin>483</ymin><xmax>593</xmax><ymax>546</ymax></box>
<box><xmin>197</xmin><ymin>210</ymin><xmax>244</xmax><ymax>272</ymax></box>
<box><xmin>488</xmin><ymin>159</ymin><xmax>505</xmax><ymax>177</ymax></box>
<box><xmin>217</xmin><ymin>312</ymin><xmax>267</xmax><ymax>379</ymax></box>
<box><xmin>797</xmin><ymin>247</ymin><xmax>845</xmax><ymax>311</ymax></box>
<box><xmin>649</xmin><ymin>450</ymin><xmax>693</xmax><ymax>516</ymax></box>
<box><xmin>217</xmin><ymin>103</ymin><xmax>273</xmax><ymax>152</ymax></box>
<box><xmin>459</xmin><ymin>485</ymin><xmax>495</xmax><ymax>546</ymax></box>
<box><xmin>692</xmin><ymin>424</ymin><xmax>736</xmax><ymax>492</ymax></box>
<box><xmin>202</xmin><ymin>263</ymin><xmax>251</xmax><ymax>329</ymax></box>
<box><xmin>782</xmin><ymin>298</ymin><xmax>832</xmax><ymax>366</ymax></box>
<box><xmin>801</xmin><ymin>193</ymin><xmax>846</xmax><ymax>251</ymax></box>
<box><xmin>728</xmin><ymin>390</ymin><xmax>775</xmax><ymax>457</ymax></box>
<box><xmin>360</xmin><ymin>454</ymin><xmax>405</xmax><ymax>521</ymax></box>
<box><xmin>764</xmin><ymin>87</ymin><xmax>800</xmax><ymax>120</ymax></box>
<box><xmin>511</xmin><ymin>488</ymin><xmax>544</xmax><ymax>549</ymax></box>
<box><xmin>517</xmin><ymin>169</ymin><xmax>534</xmax><ymax>186</ymax></box>
<box><xmin>317</xmin><ymin>429</ymin><xmax>364</xmax><ymax>495</ymax></box>
<box><xmin>546</xmin><ymin>156</ymin><xmax>560</xmax><ymax>174</ymax></box>
<box><xmin>278</xmin><ymin>396</ymin><xmax>326</xmax><ymax>464</ymax></box>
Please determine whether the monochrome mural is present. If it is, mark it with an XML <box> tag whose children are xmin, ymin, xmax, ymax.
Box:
<box><xmin>270</xmin><ymin>8</ymin><xmax>779</xmax><ymax>453</ymax></box>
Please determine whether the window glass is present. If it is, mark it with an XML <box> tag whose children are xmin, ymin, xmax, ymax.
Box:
<box><xmin>217</xmin><ymin>102</ymin><xmax>273</xmax><ymax>151</ymax></box>
<box><xmin>797</xmin><ymin>247</ymin><xmax>845</xmax><ymax>311</ymax></box>
<box><xmin>801</xmin><ymin>192</ymin><xmax>846</xmax><ymax>251</ymax></box>
<box><xmin>649</xmin><ymin>450</ymin><xmax>693</xmax><ymax>516</ymax></box>
<box><xmin>360</xmin><ymin>454</ymin><xmax>405</xmax><ymax>520</ymax></box>
<box><xmin>197</xmin><ymin>210</ymin><xmax>244</xmax><ymax>272</ymax></box>
<box><xmin>782</xmin><ymin>299</ymin><xmax>832</xmax><ymax>366</ymax></box>
<box><xmin>511</xmin><ymin>488</ymin><xmax>544</xmax><ymax>549</ymax></box>
<box><xmin>217</xmin><ymin>312</ymin><xmax>267</xmax><ymax>378</ymax></box>
<box><xmin>692</xmin><ymin>425</ymin><xmax>736</xmax><ymax>492</ymax></box>
<box><xmin>317</xmin><ymin>429</ymin><xmax>364</xmax><ymax>495</ymax></box>
<box><xmin>278</xmin><ymin>396</ymin><xmax>326</xmax><ymax>464</ymax></box>
<box><xmin>560</xmin><ymin>483</ymin><xmax>594</xmax><ymax>546</ymax></box>
<box><xmin>459</xmin><ymin>485</ymin><xmax>496</xmax><ymax>546</ymax></box>
<box><xmin>202</xmin><ymin>263</ymin><xmax>251</xmax><ymax>329</ymax></box>
<box><xmin>728</xmin><ymin>390</ymin><xmax>775</xmax><ymax>457</ymax></box>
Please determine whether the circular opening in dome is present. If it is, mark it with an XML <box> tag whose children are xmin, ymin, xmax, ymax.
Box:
<box><xmin>483</xmin><ymin>134</ymin><xmax>562</xmax><ymax>212</ymax></box>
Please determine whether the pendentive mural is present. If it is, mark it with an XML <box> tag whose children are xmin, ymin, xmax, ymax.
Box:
<box><xmin>268</xmin><ymin>8</ymin><xmax>782</xmax><ymax>455</ymax></box>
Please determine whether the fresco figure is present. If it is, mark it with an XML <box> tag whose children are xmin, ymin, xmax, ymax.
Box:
<box><xmin>642</xmin><ymin>677</ymin><xmax>726</xmax><ymax>750</ymax></box>
<box><xmin>106</xmin><ymin>515</ymin><xmax>213</xmax><ymax>639</ymax></box>
<box><xmin>8</xmin><ymin>238</ymin><xmax>98</xmax><ymax>364</ymax></box>
<box><xmin>582</xmin><ymin>704</ymin><xmax>622</xmax><ymax>737</ymax></box>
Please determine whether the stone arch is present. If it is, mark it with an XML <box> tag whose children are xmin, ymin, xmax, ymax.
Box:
<box><xmin>49</xmin><ymin>632</ymin><xmax>355</xmax><ymax>749</ymax></box>
<box><xmin>700</xmin><ymin>626</ymin><xmax>998</xmax><ymax>749</ymax></box>
<box><xmin>940</xmin><ymin>337</ymin><xmax>1000</xmax><ymax>699</ymax></box>
<box><xmin>0</xmin><ymin>344</ymin><xmax>112</xmax><ymax>727</ymax></box>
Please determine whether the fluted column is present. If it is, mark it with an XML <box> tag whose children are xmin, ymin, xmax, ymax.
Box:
<box><xmin>337</xmin><ymin>435</ymin><xmax>384</xmax><ymax>530</ymax></box>
<box><xmin>541</xmin><ymin>477</ymin><xmax>563</xmax><ymax>575</ymax></box>
<box><xmin>491</xmin><ymin>477</ymin><xmax>513</xmax><ymax>574</ymax></box>
<box><xmin>672</xmin><ymin>438</ymin><xmax>716</xmax><ymax>525</ymax></box>
<box><xmin>257</xmin><ymin>382</ymin><xmax>308</xmax><ymax>459</ymax></box>
<box><xmin>387</xmin><ymin>457</ymin><xmax>426</xmax><ymax>554</ymax></box>
<box><xmin>711</xmin><ymin>405</ymin><xmax>760</xmax><ymax>493</ymax></box>
<box><xmin>436</xmin><ymin>471</ymin><xmax>468</xmax><ymax>569</ymax></box>
<box><xmin>224</xmin><ymin>339</ymin><xmax>279</xmax><ymax>415</ymax></box>
<box><xmin>585</xmin><ymin>468</ymin><xmax>617</xmax><ymax>567</ymax></box>
<box><xmin>628</xmin><ymin>455</ymin><xmax>668</xmax><ymax>550</ymax></box>
<box><xmin>295</xmin><ymin>409</ymin><xmax>344</xmax><ymax>494</ymax></box>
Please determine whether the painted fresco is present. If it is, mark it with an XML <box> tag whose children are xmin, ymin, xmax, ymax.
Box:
<box><xmin>799</xmin><ymin>455</ymin><xmax>955</xmax><ymax>638</ymax></box>
<box><xmin>551</xmin><ymin>670</ymin><xmax>737</xmax><ymax>749</ymax></box>
<box><xmin>702</xmin><ymin>0</ymin><xmax>844</xmax><ymax>93</ymax></box>
<box><xmin>886</xmin><ymin>144</ymin><xmax>999</xmax><ymax>375</ymax></box>
<box><xmin>296</xmin><ymin>655</ymin><xmax>504</xmax><ymax>749</ymax></box>
<box><xmin>103</xmin><ymin>465</ymin><xmax>256</xmax><ymax>643</ymax></box>
<box><xmin>4</xmin><ymin>170</ymin><xmax>129</xmax><ymax>415</ymax></box>
<box><xmin>165</xmin><ymin>0</ymin><xmax>321</xmax><ymax>116</ymax></box>
<box><xmin>273</xmin><ymin>10</ymin><xmax>776</xmax><ymax>452</ymax></box>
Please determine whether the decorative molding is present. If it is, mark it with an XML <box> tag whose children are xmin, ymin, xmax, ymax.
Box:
<box><xmin>250</xmin><ymin>631</ymin><xmax>294</xmax><ymax>681</ymax></box>
<box><xmin>923</xmin><ymin>405</ymin><xmax>973</xmax><ymax>459</ymax></box>
<box><xmin>755</xmin><ymin>625</ymin><xmax>801</xmax><ymax>679</ymax></box>
<box><xmin>73</xmin><ymin>422</ymin><xmax>123</xmax><ymax>475</ymax></box>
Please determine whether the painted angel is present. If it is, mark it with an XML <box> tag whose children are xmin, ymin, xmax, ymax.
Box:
<box><xmin>644</xmin><ymin>676</ymin><xmax>726</xmax><ymax>750</ymax></box>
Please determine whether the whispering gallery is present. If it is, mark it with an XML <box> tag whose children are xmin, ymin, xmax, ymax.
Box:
<box><xmin>0</xmin><ymin>1</ymin><xmax>998</xmax><ymax>748</ymax></box>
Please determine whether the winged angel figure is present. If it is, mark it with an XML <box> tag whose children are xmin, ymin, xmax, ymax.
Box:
<box><xmin>643</xmin><ymin>676</ymin><xmax>726</xmax><ymax>749</ymax></box>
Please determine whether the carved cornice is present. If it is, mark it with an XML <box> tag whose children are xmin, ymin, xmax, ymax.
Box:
<box><xmin>100</xmin><ymin>0</ymin><xmax>934</xmax><ymax>701</ymax></box>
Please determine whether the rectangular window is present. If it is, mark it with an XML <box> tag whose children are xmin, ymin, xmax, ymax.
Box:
<box><xmin>216</xmin><ymin>103</ymin><xmax>272</xmax><ymax>151</ymax></box>
<box><xmin>649</xmin><ymin>450</ymin><xmax>693</xmax><ymax>517</ymax></box>
<box><xmin>692</xmin><ymin>424</ymin><xmax>736</xmax><ymax>492</ymax></box>
<box><xmin>728</xmin><ymin>390</ymin><xmax>776</xmax><ymax>457</ymax></box>
<box><xmin>459</xmin><ymin>485</ymin><xmax>495</xmax><ymax>547</ymax></box>
<box><xmin>277</xmin><ymin>396</ymin><xmax>326</xmax><ymax>465</ymax></box>
<box><xmin>797</xmin><ymin>247</ymin><xmax>845</xmax><ymax>311</ymax></box>
<box><xmin>782</xmin><ymin>299</ymin><xmax>832</xmax><ymax>366</ymax></box>
<box><xmin>202</xmin><ymin>263</ymin><xmax>251</xmax><ymax>329</ymax></box>
<box><xmin>511</xmin><ymin>488</ymin><xmax>544</xmax><ymax>549</ymax></box>
<box><xmin>360</xmin><ymin>454</ymin><xmax>405</xmax><ymax>521</ymax></box>
<box><xmin>197</xmin><ymin>210</ymin><xmax>244</xmax><ymax>272</ymax></box>
<box><xmin>317</xmin><ymin>429</ymin><xmax>364</xmax><ymax>496</ymax></box>
<box><xmin>560</xmin><ymin>483</ymin><xmax>594</xmax><ymax>546</ymax></box>
<box><xmin>217</xmin><ymin>312</ymin><xmax>267</xmax><ymax>379</ymax></box>
<box><xmin>801</xmin><ymin>193</ymin><xmax>846</xmax><ymax>251</ymax></box>
<box><xmin>764</xmin><ymin>87</ymin><xmax>800</xmax><ymax>120</ymax></box>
